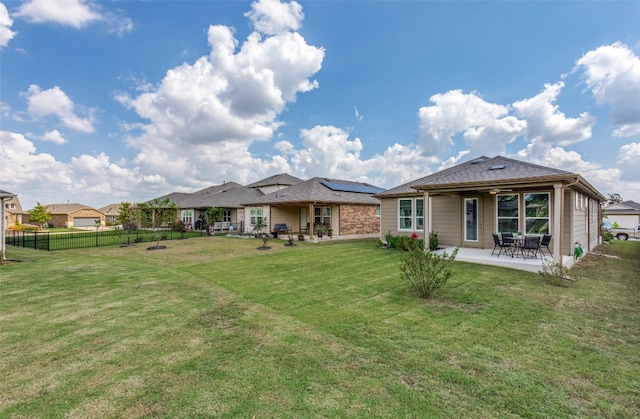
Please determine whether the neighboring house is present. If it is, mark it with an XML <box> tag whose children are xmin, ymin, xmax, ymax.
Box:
<box><xmin>603</xmin><ymin>200</ymin><xmax>640</xmax><ymax>229</ymax></box>
<box><xmin>1</xmin><ymin>189</ymin><xmax>17</xmax><ymax>261</ymax></box>
<box><xmin>3</xmin><ymin>194</ymin><xmax>23</xmax><ymax>227</ymax></box>
<box><xmin>148</xmin><ymin>174</ymin><xmax>304</xmax><ymax>231</ymax></box>
<box><xmin>99</xmin><ymin>203</ymin><xmax>122</xmax><ymax>225</ymax></box>
<box><xmin>242</xmin><ymin>177</ymin><xmax>384</xmax><ymax>236</ymax></box>
<box><xmin>25</xmin><ymin>203</ymin><xmax>106</xmax><ymax>228</ymax></box>
<box><xmin>376</xmin><ymin>156</ymin><xmax>605</xmax><ymax>266</ymax></box>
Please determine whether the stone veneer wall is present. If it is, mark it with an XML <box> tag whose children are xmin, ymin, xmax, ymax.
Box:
<box><xmin>339</xmin><ymin>204</ymin><xmax>380</xmax><ymax>235</ymax></box>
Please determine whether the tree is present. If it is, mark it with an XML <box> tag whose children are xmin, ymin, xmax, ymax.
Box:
<box><xmin>204</xmin><ymin>207</ymin><xmax>224</xmax><ymax>235</ymax></box>
<box><xmin>606</xmin><ymin>193</ymin><xmax>623</xmax><ymax>206</ymax></box>
<box><xmin>116</xmin><ymin>202</ymin><xmax>137</xmax><ymax>244</ymax></box>
<box><xmin>137</xmin><ymin>198</ymin><xmax>178</xmax><ymax>247</ymax></box>
<box><xmin>28</xmin><ymin>202</ymin><xmax>51</xmax><ymax>229</ymax></box>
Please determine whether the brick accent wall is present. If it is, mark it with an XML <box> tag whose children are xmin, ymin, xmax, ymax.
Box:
<box><xmin>339</xmin><ymin>204</ymin><xmax>380</xmax><ymax>235</ymax></box>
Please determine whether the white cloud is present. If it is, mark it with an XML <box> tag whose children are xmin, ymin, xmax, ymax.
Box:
<box><xmin>281</xmin><ymin>125</ymin><xmax>438</xmax><ymax>188</ymax></box>
<box><xmin>25</xmin><ymin>85</ymin><xmax>96</xmax><ymax>133</ymax></box>
<box><xmin>40</xmin><ymin>129</ymin><xmax>67</xmax><ymax>144</ymax></box>
<box><xmin>575</xmin><ymin>42</ymin><xmax>640</xmax><ymax>137</ymax></box>
<box><xmin>0</xmin><ymin>131</ymin><xmax>143</xmax><ymax>208</ymax></box>
<box><xmin>245</xmin><ymin>0</ymin><xmax>303</xmax><ymax>35</ymax></box>
<box><xmin>0</xmin><ymin>131</ymin><xmax>74</xmax><ymax>207</ymax></box>
<box><xmin>15</xmin><ymin>0</ymin><xmax>102</xmax><ymax>28</ymax></box>
<box><xmin>512</xmin><ymin>82</ymin><xmax>594</xmax><ymax>147</ymax></box>
<box><xmin>618</xmin><ymin>142</ymin><xmax>640</xmax><ymax>181</ymax></box>
<box><xmin>418</xmin><ymin>90</ymin><xmax>526</xmax><ymax>157</ymax></box>
<box><xmin>119</xmin><ymin>0</ymin><xmax>323</xmax><ymax>188</ymax></box>
<box><xmin>354</xmin><ymin>107</ymin><xmax>363</xmax><ymax>122</ymax></box>
<box><xmin>0</xmin><ymin>2</ymin><xmax>16</xmax><ymax>49</ymax></box>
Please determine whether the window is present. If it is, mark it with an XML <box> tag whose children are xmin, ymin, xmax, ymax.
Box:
<box><xmin>497</xmin><ymin>194</ymin><xmax>519</xmax><ymax>233</ymax></box>
<box><xmin>181</xmin><ymin>209</ymin><xmax>193</xmax><ymax>225</ymax></box>
<box><xmin>314</xmin><ymin>206</ymin><xmax>331</xmax><ymax>226</ymax></box>
<box><xmin>399</xmin><ymin>199</ymin><xmax>413</xmax><ymax>229</ymax></box>
<box><xmin>223</xmin><ymin>209</ymin><xmax>231</xmax><ymax>222</ymax></box>
<box><xmin>524</xmin><ymin>193</ymin><xmax>549</xmax><ymax>234</ymax></box>
<box><xmin>250</xmin><ymin>207</ymin><xmax>262</xmax><ymax>225</ymax></box>
<box><xmin>398</xmin><ymin>198</ymin><xmax>424</xmax><ymax>231</ymax></box>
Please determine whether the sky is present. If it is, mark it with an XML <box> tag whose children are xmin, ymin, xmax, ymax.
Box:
<box><xmin>1</xmin><ymin>0</ymin><xmax>640</xmax><ymax>210</ymax></box>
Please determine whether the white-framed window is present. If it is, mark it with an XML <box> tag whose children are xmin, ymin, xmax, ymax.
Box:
<box><xmin>398</xmin><ymin>198</ymin><xmax>424</xmax><ymax>231</ymax></box>
<box><xmin>223</xmin><ymin>209</ymin><xmax>231</xmax><ymax>222</ymax></box>
<box><xmin>497</xmin><ymin>194</ymin><xmax>519</xmax><ymax>233</ymax></box>
<box><xmin>525</xmin><ymin>193</ymin><xmax>550</xmax><ymax>234</ymax></box>
<box><xmin>181</xmin><ymin>209</ymin><xmax>193</xmax><ymax>225</ymax></box>
<box><xmin>250</xmin><ymin>207</ymin><xmax>263</xmax><ymax>225</ymax></box>
<box><xmin>314</xmin><ymin>206</ymin><xmax>331</xmax><ymax>226</ymax></box>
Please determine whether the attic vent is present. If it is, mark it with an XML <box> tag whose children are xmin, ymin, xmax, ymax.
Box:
<box><xmin>470</xmin><ymin>158</ymin><xmax>485</xmax><ymax>164</ymax></box>
<box><xmin>488</xmin><ymin>164</ymin><xmax>507</xmax><ymax>170</ymax></box>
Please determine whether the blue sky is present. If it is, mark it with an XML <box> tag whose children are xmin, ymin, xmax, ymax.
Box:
<box><xmin>1</xmin><ymin>0</ymin><xmax>640</xmax><ymax>210</ymax></box>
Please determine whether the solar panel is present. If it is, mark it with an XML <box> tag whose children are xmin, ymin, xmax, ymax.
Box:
<box><xmin>321</xmin><ymin>180</ymin><xmax>385</xmax><ymax>194</ymax></box>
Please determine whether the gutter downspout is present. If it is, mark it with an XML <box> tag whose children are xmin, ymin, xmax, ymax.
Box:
<box><xmin>559</xmin><ymin>177</ymin><xmax>580</xmax><ymax>267</ymax></box>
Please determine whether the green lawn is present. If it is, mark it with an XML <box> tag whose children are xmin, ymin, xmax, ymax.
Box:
<box><xmin>1</xmin><ymin>237</ymin><xmax>639</xmax><ymax>418</ymax></box>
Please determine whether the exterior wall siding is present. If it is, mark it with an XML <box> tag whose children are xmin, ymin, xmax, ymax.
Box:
<box><xmin>379</xmin><ymin>197</ymin><xmax>401</xmax><ymax>237</ymax></box>
<box><xmin>432</xmin><ymin>195</ymin><xmax>462</xmax><ymax>247</ymax></box>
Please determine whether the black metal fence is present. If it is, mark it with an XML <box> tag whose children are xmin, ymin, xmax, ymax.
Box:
<box><xmin>6</xmin><ymin>228</ymin><xmax>207</xmax><ymax>251</ymax></box>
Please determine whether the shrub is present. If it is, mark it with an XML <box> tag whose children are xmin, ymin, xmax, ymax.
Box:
<box><xmin>603</xmin><ymin>231</ymin><xmax>614</xmax><ymax>242</ymax></box>
<box><xmin>429</xmin><ymin>232</ymin><xmax>439</xmax><ymax>251</ymax></box>
<box><xmin>538</xmin><ymin>258</ymin><xmax>576</xmax><ymax>287</ymax></box>
<box><xmin>400</xmin><ymin>247</ymin><xmax>459</xmax><ymax>298</ymax></box>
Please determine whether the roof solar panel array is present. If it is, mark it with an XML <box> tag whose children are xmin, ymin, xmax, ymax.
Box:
<box><xmin>321</xmin><ymin>180</ymin><xmax>385</xmax><ymax>194</ymax></box>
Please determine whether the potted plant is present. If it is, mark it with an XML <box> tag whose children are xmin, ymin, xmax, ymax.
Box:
<box><xmin>298</xmin><ymin>233</ymin><xmax>305</xmax><ymax>241</ymax></box>
<box><xmin>327</xmin><ymin>227</ymin><xmax>333</xmax><ymax>237</ymax></box>
<box><xmin>316</xmin><ymin>224</ymin><xmax>325</xmax><ymax>238</ymax></box>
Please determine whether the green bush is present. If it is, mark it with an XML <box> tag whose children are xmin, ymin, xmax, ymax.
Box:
<box><xmin>400</xmin><ymin>246</ymin><xmax>459</xmax><ymax>298</ymax></box>
<box><xmin>603</xmin><ymin>231</ymin><xmax>614</xmax><ymax>242</ymax></box>
<box><xmin>429</xmin><ymin>231</ymin><xmax>439</xmax><ymax>251</ymax></box>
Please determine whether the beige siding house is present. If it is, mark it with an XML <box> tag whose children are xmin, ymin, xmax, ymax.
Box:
<box><xmin>3</xmin><ymin>194</ymin><xmax>23</xmax><ymax>227</ymax></box>
<box><xmin>376</xmin><ymin>156</ymin><xmax>605</xmax><ymax>266</ymax></box>
<box><xmin>1</xmin><ymin>189</ymin><xmax>17</xmax><ymax>261</ymax></box>
<box><xmin>602</xmin><ymin>201</ymin><xmax>640</xmax><ymax>229</ymax></box>
<box><xmin>242</xmin><ymin>177</ymin><xmax>383</xmax><ymax>237</ymax></box>
<box><xmin>25</xmin><ymin>203</ymin><xmax>106</xmax><ymax>228</ymax></box>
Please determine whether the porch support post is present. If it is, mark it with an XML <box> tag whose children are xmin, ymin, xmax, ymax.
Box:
<box><xmin>309</xmin><ymin>203</ymin><xmax>314</xmax><ymax>237</ymax></box>
<box><xmin>423</xmin><ymin>191</ymin><xmax>430</xmax><ymax>251</ymax></box>
<box><xmin>553</xmin><ymin>183</ymin><xmax>562</xmax><ymax>262</ymax></box>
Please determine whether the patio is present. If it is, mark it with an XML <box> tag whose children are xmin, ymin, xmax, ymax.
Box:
<box><xmin>433</xmin><ymin>246</ymin><xmax>577</xmax><ymax>273</ymax></box>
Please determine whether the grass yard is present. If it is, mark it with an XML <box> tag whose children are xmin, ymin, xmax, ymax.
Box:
<box><xmin>1</xmin><ymin>237</ymin><xmax>639</xmax><ymax>418</ymax></box>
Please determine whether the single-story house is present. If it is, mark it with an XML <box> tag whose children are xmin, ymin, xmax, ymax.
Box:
<box><xmin>3</xmin><ymin>194</ymin><xmax>23</xmax><ymax>227</ymax></box>
<box><xmin>375</xmin><ymin>156</ymin><xmax>605</xmax><ymax>266</ymax></box>
<box><xmin>1</xmin><ymin>189</ymin><xmax>17</xmax><ymax>261</ymax></box>
<box><xmin>148</xmin><ymin>174</ymin><xmax>303</xmax><ymax>231</ymax></box>
<box><xmin>603</xmin><ymin>200</ymin><xmax>640</xmax><ymax>229</ymax></box>
<box><xmin>25</xmin><ymin>203</ymin><xmax>106</xmax><ymax>228</ymax></box>
<box><xmin>99</xmin><ymin>203</ymin><xmax>122</xmax><ymax>225</ymax></box>
<box><xmin>241</xmin><ymin>177</ymin><xmax>384</xmax><ymax>237</ymax></box>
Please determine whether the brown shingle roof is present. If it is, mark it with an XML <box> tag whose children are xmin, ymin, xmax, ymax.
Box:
<box><xmin>377</xmin><ymin>156</ymin><xmax>578</xmax><ymax>197</ymax></box>
<box><xmin>246</xmin><ymin>173</ymin><xmax>303</xmax><ymax>188</ymax></box>
<box><xmin>43</xmin><ymin>203</ymin><xmax>103</xmax><ymax>215</ymax></box>
<box><xmin>243</xmin><ymin>177</ymin><xmax>381</xmax><ymax>206</ymax></box>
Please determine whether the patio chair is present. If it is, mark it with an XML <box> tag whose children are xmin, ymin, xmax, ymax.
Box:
<box><xmin>539</xmin><ymin>234</ymin><xmax>552</xmax><ymax>257</ymax></box>
<box><xmin>519</xmin><ymin>235</ymin><xmax>541</xmax><ymax>260</ymax></box>
<box><xmin>501</xmin><ymin>232</ymin><xmax>516</xmax><ymax>256</ymax></box>
<box><xmin>491</xmin><ymin>233</ymin><xmax>511</xmax><ymax>257</ymax></box>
